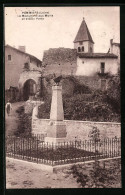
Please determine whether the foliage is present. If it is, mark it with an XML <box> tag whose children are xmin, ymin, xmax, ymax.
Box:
<box><xmin>71</xmin><ymin>165</ymin><xmax>89</xmax><ymax>187</ymax></box>
<box><xmin>38</xmin><ymin>75</ymin><xmax>120</xmax><ymax>122</ymax></box>
<box><xmin>88</xmin><ymin>126</ymin><xmax>100</xmax><ymax>142</ymax></box>
<box><xmin>71</xmin><ymin>159</ymin><xmax>121</xmax><ymax>188</ymax></box>
<box><xmin>15</xmin><ymin>106</ymin><xmax>32</xmax><ymax>137</ymax></box>
<box><xmin>37</xmin><ymin>96</ymin><xmax>51</xmax><ymax>119</ymax></box>
<box><xmin>65</xmin><ymin>75</ymin><xmax>92</xmax><ymax>94</ymax></box>
<box><xmin>38</xmin><ymin>91</ymin><xmax>120</xmax><ymax>122</ymax></box>
<box><xmin>5</xmin><ymin>88</ymin><xmax>20</xmax><ymax>103</ymax></box>
<box><xmin>106</xmin><ymin>75</ymin><xmax>120</xmax><ymax>114</ymax></box>
<box><xmin>63</xmin><ymin>93</ymin><xmax>120</xmax><ymax>122</ymax></box>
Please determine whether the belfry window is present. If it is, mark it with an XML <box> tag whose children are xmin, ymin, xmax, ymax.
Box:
<box><xmin>82</xmin><ymin>46</ymin><xmax>84</xmax><ymax>52</ymax></box>
<box><xmin>78</xmin><ymin>47</ymin><xmax>81</xmax><ymax>52</ymax></box>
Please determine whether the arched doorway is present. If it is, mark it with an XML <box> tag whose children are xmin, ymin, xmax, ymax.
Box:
<box><xmin>23</xmin><ymin>79</ymin><xmax>36</xmax><ymax>101</ymax></box>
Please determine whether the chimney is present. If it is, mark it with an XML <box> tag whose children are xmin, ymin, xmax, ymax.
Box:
<box><xmin>110</xmin><ymin>39</ymin><xmax>113</xmax><ymax>45</ymax></box>
<box><xmin>110</xmin><ymin>39</ymin><xmax>113</xmax><ymax>53</ymax></box>
<box><xmin>18</xmin><ymin>46</ymin><xmax>26</xmax><ymax>52</ymax></box>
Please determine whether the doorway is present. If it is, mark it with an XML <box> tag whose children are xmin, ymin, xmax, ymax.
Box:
<box><xmin>23</xmin><ymin>79</ymin><xmax>36</xmax><ymax>101</ymax></box>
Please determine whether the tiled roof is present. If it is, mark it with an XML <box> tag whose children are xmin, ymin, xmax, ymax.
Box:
<box><xmin>5</xmin><ymin>44</ymin><xmax>42</xmax><ymax>63</ymax></box>
<box><xmin>74</xmin><ymin>18</ymin><xmax>94</xmax><ymax>44</ymax></box>
<box><xmin>78</xmin><ymin>53</ymin><xmax>118</xmax><ymax>58</ymax></box>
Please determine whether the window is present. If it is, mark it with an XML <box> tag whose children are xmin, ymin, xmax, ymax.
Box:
<box><xmin>100</xmin><ymin>62</ymin><xmax>105</xmax><ymax>74</ymax></box>
<box><xmin>79</xmin><ymin>41</ymin><xmax>83</xmax><ymax>45</ymax></box>
<box><xmin>82</xmin><ymin>46</ymin><xmax>84</xmax><ymax>52</ymax></box>
<box><xmin>78</xmin><ymin>47</ymin><xmax>81</xmax><ymax>52</ymax></box>
<box><xmin>24</xmin><ymin>63</ymin><xmax>29</xmax><ymax>70</ymax></box>
<box><xmin>8</xmin><ymin>55</ymin><xmax>11</xmax><ymax>61</ymax></box>
<box><xmin>101</xmin><ymin>79</ymin><xmax>106</xmax><ymax>91</ymax></box>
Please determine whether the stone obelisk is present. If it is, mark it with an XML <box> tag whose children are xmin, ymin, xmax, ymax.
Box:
<box><xmin>45</xmin><ymin>85</ymin><xmax>67</xmax><ymax>143</ymax></box>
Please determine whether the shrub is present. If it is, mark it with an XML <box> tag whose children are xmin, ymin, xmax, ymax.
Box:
<box><xmin>63</xmin><ymin>94</ymin><xmax>120</xmax><ymax>122</ymax></box>
<box><xmin>38</xmin><ymin>92</ymin><xmax>120</xmax><ymax>122</ymax></box>
<box><xmin>71</xmin><ymin>159</ymin><xmax>121</xmax><ymax>188</ymax></box>
<box><xmin>106</xmin><ymin>75</ymin><xmax>120</xmax><ymax>114</ymax></box>
<box><xmin>38</xmin><ymin>77</ymin><xmax>120</xmax><ymax>122</ymax></box>
<box><xmin>38</xmin><ymin>96</ymin><xmax>51</xmax><ymax>119</ymax></box>
<box><xmin>15</xmin><ymin>106</ymin><xmax>32</xmax><ymax>137</ymax></box>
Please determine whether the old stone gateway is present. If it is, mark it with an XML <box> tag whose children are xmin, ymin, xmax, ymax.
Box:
<box><xmin>23</xmin><ymin>79</ymin><xmax>36</xmax><ymax>101</ymax></box>
<box><xmin>18</xmin><ymin>70</ymin><xmax>42</xmax><ymax>101</ymax></box>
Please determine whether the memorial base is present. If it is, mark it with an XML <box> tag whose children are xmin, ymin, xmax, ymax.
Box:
<box><xmin>45</xmin><ymin>120</ymin><xmax>67</xmax><ymax>144</ymax></box>
<box><xmin>45</xmin><ymin>137</ymin><xmax>67</xmax><ymax>144</ymax></box>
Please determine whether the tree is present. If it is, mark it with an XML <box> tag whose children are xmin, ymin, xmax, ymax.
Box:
<box><xmin>106</xmin><ymin>74</ymin><xmax>120</xmax><ymax>114</ymax></box>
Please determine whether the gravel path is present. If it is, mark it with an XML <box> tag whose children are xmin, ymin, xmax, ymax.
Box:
<box><xmin>6</xmin><ymin>158</ymin><xmax>80</xmax><ymax>189</ymax></box>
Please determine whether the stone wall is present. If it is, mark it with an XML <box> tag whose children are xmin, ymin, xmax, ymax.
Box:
<box><xmin>75</xmin><ymin>75</ymin><xmax>101</xmax><ymax>90</ymax></box>
<box><xmin>18</xmin><ymin>70</ymin><xmax>42</xmax><ymax>89</ymax></box>
<box><xmin>42</xmin><ymin>48</ymin><xmax>77</xmax><ymax>75</ymax></box>
<box><xmin>43</xmin><ymin>77</ymin><xmax>76</xmax><ymax>96</ymax></box>
<box><xmin>32</xmin><ymin>118</ymin><xmax>121</xmax><ymax>140</ymax></box>
<box><xmin>42</xmin><ymin>74</ymin><xmax>110</xmax><ymax>96</ymax></box>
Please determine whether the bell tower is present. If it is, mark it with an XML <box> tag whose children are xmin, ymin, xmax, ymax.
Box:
<box><xmin>74</xmin><ymin>18</ymin><xmax>94</xmax><ymax>53</ymax></box>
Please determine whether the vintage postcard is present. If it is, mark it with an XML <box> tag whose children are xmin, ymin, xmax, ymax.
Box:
<box><xmin>4</xmin><ymin>6</ymin><xmax>121</xmax><ymax>189</ymax></box>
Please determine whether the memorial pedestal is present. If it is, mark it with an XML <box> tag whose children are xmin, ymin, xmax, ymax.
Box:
<box><xmin>45</xmin><ymin>85</ymin><xmax>67</xmax><ymax>144</ymax></box>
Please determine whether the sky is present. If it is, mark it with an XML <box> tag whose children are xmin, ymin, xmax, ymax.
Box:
<box><xmin>5</xmin><ymin>6</ymin><xmax>120</xmax><ymax>60</ymax></box>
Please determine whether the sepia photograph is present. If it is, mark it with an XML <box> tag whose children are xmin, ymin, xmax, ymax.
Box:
<box><xmin>5</xmin><ymin>6</ymin><xmax>121</xmax><ymax>188</ymax></box>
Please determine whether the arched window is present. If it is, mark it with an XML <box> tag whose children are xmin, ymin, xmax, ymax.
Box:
<box><xmin>82</xmin><ymin>46</ymin><xmax>84</xmax><ymax>52</ymax></box>
<box><xmin>78</xmin><ymin>47</ymin><xmax>81</xmax><ymax>52</ymax></box>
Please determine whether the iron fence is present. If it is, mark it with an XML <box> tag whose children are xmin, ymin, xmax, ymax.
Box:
<box><xmin>6</xmin><ymin>135</ymin><xmax>121</xmax><ymax>166</ymax></box>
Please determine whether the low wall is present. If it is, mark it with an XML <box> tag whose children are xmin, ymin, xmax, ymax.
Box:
<box><xmin>32</xmin><ymin>117</ymin><xmax>121</xmax><ymax>140</ymax></box>
<box><xmin>25</xmin><ymin>100</ymin><xmax>44</xmax><ymax>114</ymax></box>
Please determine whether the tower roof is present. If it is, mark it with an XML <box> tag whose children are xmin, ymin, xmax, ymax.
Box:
<box><xmin>74</xmin><ymin>18</ymin><xmax>94</xmax><ymax>44</ymax></box>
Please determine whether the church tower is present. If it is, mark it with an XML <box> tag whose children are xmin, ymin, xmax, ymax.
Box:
<box><xmin>74</xmin><ymin>18</ymin><xmax>94</xmax><ymax>53</ymax></box>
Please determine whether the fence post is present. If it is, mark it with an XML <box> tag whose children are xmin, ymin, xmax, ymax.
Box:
<box><xmin>118</xmin><ymin>138</ymin><xmax>120</xmax><ymax>156</ymax></box>
<box><xmin>75</xmin><ymin>139</ymin><xmax>76</xmax><ymax>163</ymax></box>
<box><xmin>95</xmin><ymin>138</ymin><xmax>96</xmax><ymax>161</ymax></box>
<box><xmin>47</xmin><ymin>142</ymin><xmax>48</xmax><ymax>165</ymax></box>
<box><xmin>37</xmin><ymin>137</ymin><xmax>38</xmax><ymax>164</ymax></box>
<box><xmin>14</xmin><ymin>137</ymin><xmax>15</xmax><ymax>158</ymax></box>
<box><xmin>52</xmin><ymin>142</ymin><xmax>53</xmax><ymax>166</ymax></box>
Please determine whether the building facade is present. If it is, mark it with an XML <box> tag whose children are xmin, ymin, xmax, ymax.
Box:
<box><xmin>5</xmin><ymin>45</ymin><xmax>43</xmax><ymax>100</ymax></box>
<box><xmin>5</xmin><ymin>17</ymin><xmax>120</xmax><ymax>102</ymax></box>
<box><xmin>43</xmin><ymin>18</ymin><xmax>119</xmax><ymax>78</ymax></box>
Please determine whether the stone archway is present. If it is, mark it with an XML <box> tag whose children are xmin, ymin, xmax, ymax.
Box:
<box><xmin>18</xmin><ymin>70</ymin><xmax>42</xmax><ymax>101</ymax></box>
<box><xmin>23</xmin><ymin>79</ymin><xmax>36</xmax><ymax>101</ymax></box>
